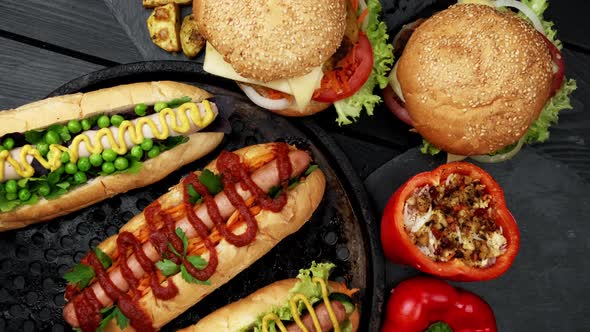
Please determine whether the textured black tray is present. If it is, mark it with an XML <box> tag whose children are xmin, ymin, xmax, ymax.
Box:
<box><xmin>0</xmin><ymin>63</ymin><xmax>384</xmax><ymax>331</ymax></box>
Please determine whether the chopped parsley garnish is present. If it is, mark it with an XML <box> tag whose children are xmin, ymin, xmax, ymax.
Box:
<box><xmin>155</xmin><ymin>227</ymin><xmax>210</xmax><ymax>284</ymax></box>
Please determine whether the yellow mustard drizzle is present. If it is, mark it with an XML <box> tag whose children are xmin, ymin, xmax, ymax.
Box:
<box><xmin>262</xmin><ymin>278</ymin><xmax>341</xmax><ymax>332</ymax></box>
<box><xmin>0</xmin><ymin>101</ymin><xmax>214</xmax><ymax>182</ymax></box>
<box><xmin>262</xmin><ymin>314</ymin><xmax>288</xmax><ymax>332</ymax></box>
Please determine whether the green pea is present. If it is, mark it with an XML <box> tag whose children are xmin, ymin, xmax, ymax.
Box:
<box><xmin>38</xmin><ymin>183</ymin><xmax>51</xmax><ymax>197</ymax></box>
<box><xmin>130</xmin><ymin>146</ymin><xmax>143</xmax><ymax>160</ymax></box>
<box><xmin>111</xmin><ymin>115</ymin><xmax>124</xmax><ymax>127</ymax></box>
<box><xmin>114</xmin><ymin>157</ymin><xmax>129</xmax><ymax>171</ymax></box>
<box><xmin>140</xmin><ymin>138</ymin><xmax>154</xmax><ymax>151</ymax></box>
<box><xmin>5</xmin><ymin>180</ymin><xmax>17</xmax><ymax>194</ymax></box>
<box><xmin>45</xmin><ymin>131</ymin><xmax>61</xmax><ymax>145</ymax></box>
<box><xmin>18</xmin><ymin>188</ymin><xmax>31</xmax><ymax>201</ymax></box>
<box><xmin>60</xmin><ymin>151</ymin><xmax>70</xmax><ymax>164</ymax></box>
<box><xmin>102</xmin><ymin>149</ymin><xmax>117</xmax><ymax>162</ymax></box>
<box><xmin>74</xmin><ymin>171</ymin><xmax>87</xmax><ymax>184</ymax></box>
<box><xmin>147</xmin><ymin>146</ymin><xmax>160</xmax><ymax>159</ymax></box>
<box><xmin>134</xmin><ymin>103</ymin><xmax>148</xmax><ymax>116</ymax></box>
<box><xmin>102</xmin><ymin>162</ymin><xmax>115</xmax><ymax>174</ymax></box>
<box><xmin>2</xmin><ymin>137</ymin><xmax>15</xmax><ymax>150</ymax></box>
<box><xmin>97</xmin><ymin>115</ymin><xmax>110</xmax><ymax>128</ymax></box>
<box><xmin>0</xmin><ymin>146</ymin><xmax>5</xmax><ymax>152</ymax></box>
<box><xmin>67</xmin><ymin>120</ymin><xmax>82</xmax><ymax>134</ymax></box>
<box><xmin>154</xmin><ymin>102</ymin><xmax>168</xmax><ymax>112</ymax></box>
<box><xmin>89</xmin><ymin>153</ymin><xmax>103</xmax><ymax>167</ymax></box>
<box><xmin>77</xmin><ymin>157</ymin><xmax>91</xmax><ymax>172</ymax></box>
<box><xmin>54</xmin><ymin>165</ymin><xmax>65</xmax><ymax>176</ymax></box>
<box><xmin>81</xmin><ymin>119</ymin><xmax>92</xmax><ymax>131</ymax></box>
<box><xmin>36</xmin><ymin>143</ymin><xmax>49</xmax><ymax>157</ymax></box>
<box><xmin>65</xmin><ymin>162</ymin><xmax>78</xmax><ymax>175</ymax></box>
<box><xmin>5</xmin><ymin>192</ymin><xmax>17</xmax><ymax>201</ymax></box>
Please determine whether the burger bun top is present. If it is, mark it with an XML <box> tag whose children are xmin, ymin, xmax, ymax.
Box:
<box><xmin>195</xmin><ymin>0</ymin><xmax>346</xmax><ymax>82</ymax></box>
<box><xmin>397</xmin><ymin>4</ymin><xmax>554</xmax><ymax>155</ymax></box>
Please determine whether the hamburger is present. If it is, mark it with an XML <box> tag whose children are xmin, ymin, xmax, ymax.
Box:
<box><xmin>194</xmin><ymin>0</ymin><xmax>393</xmax><ymax>124</ymax></box>
<box><xmin>384</xmin><ymin>0</ymin><xmax>576</xmax><ymax>160</ymax></box>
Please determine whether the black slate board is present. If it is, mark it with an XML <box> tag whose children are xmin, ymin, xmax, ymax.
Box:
<box><xmin>365</xmin><ymin>148</ymin><xmax>590</xmax><ymax>331</ymax></box>
<box><xmin>0</xmin><ymin>63</ymin><xmax>384</xmax><ymax>331</ymax></box>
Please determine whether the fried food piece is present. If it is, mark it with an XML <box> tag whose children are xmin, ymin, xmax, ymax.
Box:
<box><xmin>147</xmin><ymin>3</ymin><xmax>181</xmax><ymax>52</ymax></box>
<box><xmin>142</xmin><ymin>0</ymin><xmax>191</xmax><ymax>9</ymax></box>
<box><xmin>180</xmin><ymin>15</ymin><xmax>206</xmax><ymax>58</ymax></box>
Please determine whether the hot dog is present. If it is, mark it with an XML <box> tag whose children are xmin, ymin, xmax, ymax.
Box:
<box><xmin>62</xmin><ymin>142</ymin><xmax>326</xmax><ymax>331</ymax></box>
<box><xmin>179</xmin><ymin>262</ymin><xmax>359</xmax><ymax>332</ymax></box>
<box><xmin>0</xmin><ymin>81</ymin><xmax>224</xmax><ymax>231</ymax></box>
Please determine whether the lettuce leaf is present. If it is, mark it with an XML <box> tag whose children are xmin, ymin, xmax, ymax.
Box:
<box><xmin>420</xmin><ymin>139</ymin><xmax>441</xmax><ymax>156</ymax></box>
<box><xmin>246</xmin><ymin>262</ymin><xmax>337</xmax><ymax>332</ymax></box>
<box><xmin>334</xmin><ymin>0</ymin><xmax>394</xmax><ymax>125</ymax></box>
<box><xmin>519</xmin><ymin>0</ymin><xmax>561</xmax><ymax>49</ymax></box>
<box><xmin>518</xmin><ymin>0</ymin><xmax>577</xmax><ymax>143</ymax></box>
<box><xmin>524</xmin><ymin>78</ymin><xmax>577</xmax><ymax>143</ymax></box>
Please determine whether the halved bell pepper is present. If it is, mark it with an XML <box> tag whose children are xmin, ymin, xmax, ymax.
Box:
<box><xmin>380</xmin><ymin>162</ymin><xmax>520</xmax><ymax>281</ymax></box>
<box><xmin>381</xmin><ymin>276</ymin><xmax>497</xmax><ymax>332</ymax></box>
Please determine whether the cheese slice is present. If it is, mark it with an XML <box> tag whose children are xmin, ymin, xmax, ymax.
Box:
<box><xmin>203</xmin><ymin>43</ymin><xmax>323</xmax><ymax>110</ymax></box>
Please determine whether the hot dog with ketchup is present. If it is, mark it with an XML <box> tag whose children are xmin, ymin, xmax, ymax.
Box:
<box><xmin>0</xmin><ymin>81</ymin><xmax>224</xmax><ymax>231</ymax></box>
<box><xmin>62</xmin><ymin>142</ymin><xmax>326</xmax><ymax>331</ymax></box>
<box><xmin>179</xmin><ymin>262</ymin><xmax>359</xmax><ymax>332</ymax></box>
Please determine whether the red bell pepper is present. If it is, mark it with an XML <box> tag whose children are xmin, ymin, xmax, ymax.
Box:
<box><xmin>381</xmin><ymin>162</ymin><xmax>520</xmax><ymax>281</ymax></box>
<box><xmin>381</xmin><ymin>276</ymin><xmax>497</xmax><ymax>332</ymax></box>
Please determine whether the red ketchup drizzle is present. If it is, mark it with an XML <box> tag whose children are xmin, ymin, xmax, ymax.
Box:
<box><xmin>218</xmin><ymin>145</ymin><xmax>292</xmax><ymax>212</ymax></box>
<box><xmin>145</xmin><ymin>203</ymin><xmax>182</xmax><ymax>264</ymax></box>
<box><xmin>73</xmin><ymin>289</ymin><xmax>101</xmax><ymax>332</ymax></box>
<box><xmin>85</xmin><ymin>252</ymin><xmax>155</xmax><ymax>332</ymax></box>
<box><xmin>117</xmin><ymin>232</ymin><xmax>178</xmax><ymax>300</ymax></box>
<box><xmin>181</xmin><ymin>174</ymin><xmax>218</xmax><ymax>281</ymax></box>
<box><xmin>72</xmin><ymin>143</ymin><xmax>296</xmax><ymax>331</ymax></box>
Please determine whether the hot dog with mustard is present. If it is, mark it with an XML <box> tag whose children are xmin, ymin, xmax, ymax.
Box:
<box><xmin>179</xmin><ymin>262</ymin><xmax>359</xmax><ymax>332</ymax></box>
<box><xmin>62</xmin><ymin>142</ymin><xmax>326</xmax><ymax>331</ymax></box>
<box><xmin>0</xmin><ymin>81</ymin><xmax>224</xmax><ymax>231</ymax></box>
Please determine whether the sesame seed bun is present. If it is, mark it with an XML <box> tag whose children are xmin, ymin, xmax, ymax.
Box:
<box><xmin>397</xmin><ymin>4</ymin><xmax>553</xmax><ymax>155</ymax></box>
<box><xmin>194</xmin><ymin>0</ymin><xmax>346</xmax><ymax>82</ymax></box>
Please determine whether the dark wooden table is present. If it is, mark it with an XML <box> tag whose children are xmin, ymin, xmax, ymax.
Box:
<box><xmin>1</xmin><ymin>0</ymin><xmax>589</xmax><ymax>331</ymax></box>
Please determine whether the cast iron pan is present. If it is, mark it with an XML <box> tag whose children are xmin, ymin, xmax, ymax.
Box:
<box><xmin>0</xmin><ymin>63</ymin><xmax>384</xmax><ymax>331</ymax></box>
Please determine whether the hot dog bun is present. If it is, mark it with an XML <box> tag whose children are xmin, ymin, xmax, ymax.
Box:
<box><xmin>63</xmin><ymin>143</ymin><xmax>326</xmax><ymax>330</ymax></box>
<box><xmin>0</xmin><ymin>81</ymin><xmax>213</xmax><ymax>136</ymax></box>
<box><xmin>179</xmin><ymin>279</ymin><xmax>359</xmax><ymax>332</ymax></box>
<box><xmin>0</xmin><ymin>132</ymin><xmax>222</xmax><ymax>231</ymax></box>
<box><xmin>0</xmin><ymin>81</ymin><xmax>224</xmax><ymax>231</ymax></box>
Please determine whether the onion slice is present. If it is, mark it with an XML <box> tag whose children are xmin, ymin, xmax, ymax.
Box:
<box><xmin>237</xmin><ymin>83</ymin><xmax>292</xmax><ymax>111</ymax></box>
<box><xmin>494</xmin><ymin>0</ymin><xmax>545</xmax><ymax>35</ymax></box>
<box><xmin>470</xmin><ymin>138</ymin><xmax>525</xmax><ymax>163</ymax></box>
<box><xmin>358</xmin><ymin>0</ymin><xmax>369</xmax><ymax>31</ymax></box>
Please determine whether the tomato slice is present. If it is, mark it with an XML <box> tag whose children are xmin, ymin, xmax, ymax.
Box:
<box><xmin>312</xmin><ymin>32</ymin><xmax>374</xmax><ymax>103</ymax></box>
<box><xmin>540</xmin><ymin>33</ymin><xmax>565</xmax><ymax>97</ymax></box>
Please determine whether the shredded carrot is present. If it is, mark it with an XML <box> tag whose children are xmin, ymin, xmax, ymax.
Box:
<box><xmin>357</xmin><ymin>8</ymin><xmax>369</xmax><ymax>25</ymax></box>
<box><xmin>164</xmin><ymin>204</ymin><xmax>186</xmax><ymax>215</ymax></box>
<box><xmin>351</xmin><ymin>0</ymin><xmax>359</xmax><ymax>12</ymax></box>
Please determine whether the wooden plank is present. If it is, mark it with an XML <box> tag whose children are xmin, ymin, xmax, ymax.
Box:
<box><xmin>0</xmin><ymin>37</ymin><xmax>104</xmax><ymax>110</ymax></box>
<box><xmin>0</xmin><ymin>0</ymin><xmax>141</xmax><ymax>64</ymax></box>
